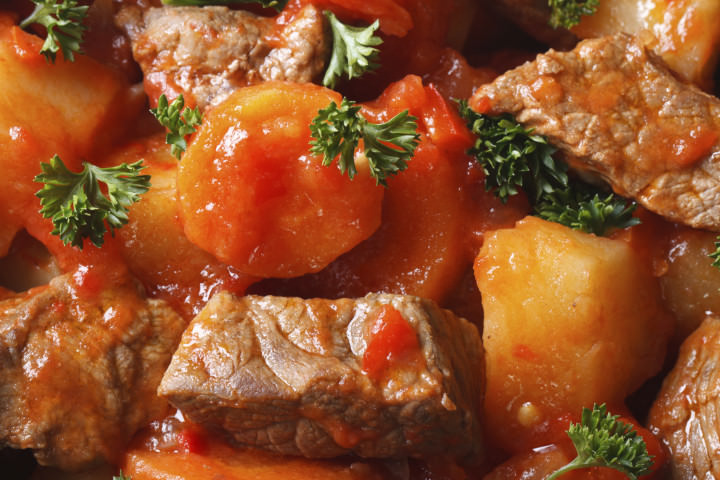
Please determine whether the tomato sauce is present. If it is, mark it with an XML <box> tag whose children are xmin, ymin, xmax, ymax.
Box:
<box><xmin>0</xmin><ymin>0</ymin><xmax>696</xmax><ymax>477</ymax></box>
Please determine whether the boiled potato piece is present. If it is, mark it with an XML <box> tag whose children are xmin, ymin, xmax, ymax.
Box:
<box><xmin>572</xmin><ymin>0</ymin><xmax>720</xmax><ymax>89</ymax></box>
<box><xmin>178</xmin><ymin>81</ymin><xmax>384</xmax><ymax>278</ymax></box>
<box><xmin>106</xmin><ymin>135</ymin><xmax>257</xmax><ymax>319</ymax></box>
<box><xmin>660</xmin><ymin>227</ymin><xmax>720</xmax><ymax>342</ymax></box>
<box><xmin>475</xmin><ymin>216</ymin><xmax>672</xmax><ymax>453</ymax></box>
<box><xmin>0</xmin><ymin>14</ymin><xmax>140</xmax><ymax>234</ymax></box>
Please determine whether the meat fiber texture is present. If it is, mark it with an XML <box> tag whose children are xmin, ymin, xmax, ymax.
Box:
<box><xmin>0</xmin><ymin>274</ymin><xmax>186</xmax><ymax>470</ymax></box>
<box><xmin>470</xmin><ymin>33</ymin><xmax>720</xmax><ymax>231</ymax></box>
<box><xmin>116</xmin><ymin>4</ymin><xmax>329</xmax><ymax>111</ymax></box>
<box><xmin>159</xmin><ymin>292</ymin><xmax>484</xmax><ymax>460</ymax></box>
<box><xmin>649</xmin><ymin>316</ymin><xmax>720</xmax><ymax>479</ymax></box>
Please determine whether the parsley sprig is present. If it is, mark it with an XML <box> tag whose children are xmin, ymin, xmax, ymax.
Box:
<box><xmin>323</xmin><ymin>11</ymin><xmax>382</xmax><ymax>88</ymax></box>
<box><xmin>20</xmin><ymin>0</ymin><xmax>89</xmax><ymax>63</ymax></box>
<box><xmin>535</xmin><ymin>185</ymin><xmax>640</xmax><ymax>236</ymax></box>
<box><xmin>458</xmin><ymin>100</ymin><xmax>567</xmax><ymax>203</ymax></box>
<box><xmin>113</xmin><ymin>471</ymin><xmax>132</xmax><ymax>480</ymax></box>
<box><xmin>548</xmin><ymin>0</ymin><xmax>599</xmax><ymax>29</ymax></box>
<box><xmin>310</xmin><ymin>98</ymin><xmax>420</xmax><ymax>186</ymax></box>
<box><xmin>547</xmin><ymin>404</ymin><xmax>653</xmax><ymax>480</ymax></box>
<box><xmin>35</xmin><ymin>155</ymin><xmax>151</xmax><ymax>249</ymax></box>
<box><xmin>150</xmin><ymin>94</ymin><xmax>203</xmax><ymax>160</ymax></box>
<box><xmin>710</xmin><ymin>236</ymin><xmax>720</xmax><ymax>270</ymax></box>
<box><xmin>459</xmin><ymin>100</ymin><xmax>639</xmax><ymax>236</ymax></box>
<box><xmin>160</xmin><ymin>0</ymin><xmax>288</xmax><ymax>9</ymax></box>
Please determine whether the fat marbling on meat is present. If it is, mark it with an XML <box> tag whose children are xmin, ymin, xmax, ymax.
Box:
<box><xmin>116</xmin><ymin>4</ymin><xmax>329</xmax><ymax>110</ymax></box>
<box><xmin>0</xmin><ymin>274</ymin><xmax>186</xmax><ymax>470</ymax></box>
<box><xmin>469</xmin><ymin>33</ymin><xmax>720</xmax><ymax>231</ymax></box>
<box><xmin>649</xmin><ymin>316</ymin><xmax>720</xmax><ymax>479</ymax></box>
<box><xmin>158</xmin><ymin>292</ymin><xmax>484</xmax><ymax>460</ymax></box>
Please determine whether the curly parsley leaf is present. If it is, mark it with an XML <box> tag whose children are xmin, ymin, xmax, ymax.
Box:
<box><xmin>548</xmin><ymin>0</ymin><xmax>600</xmax><ymax>29</ymax></box>
<box><xmin>460</xmin><ymin>100</ymin><xmax>639</xmax><ymax>236</ymax></box>
<box><xmin>322</xmin><ymin>11</ymin><xmax>382</xmax><ymax>89</ymax></box>
<box><xmin>535</xmin><ymin>184</ymin><xmax>640</xmax><ymax>236</ymax></box>
<box><xmin>710</xmin><ymin>236</ymin><xmax>720</xmax><ymax>269</ymax></box>
<box><xmin>20</xmin><ymin>0</ymin><xmax>89</xmax><ymax>63</ymax></box>
<box><xmin>458</xmin><ymin>99</ymin><xmax>568</xmax><ymax>203</ymax></box>
<box><xmin>150</xmin><ymin>94</ymin><xmax>203</xmax><ymax>160</ymax></box>
<box><xmin>161</xmin><ymin>0</ymin><xmax>288</xmax><ymax>10</ymax></box>
<box><xmin>310</xmin><ymin>97</ymin><xmax>420</xmax><ymax>186</ymax></box>
<box><xmin>112</xmin><ymin>471</ymin><xmax>132</xmax><ymax>480</ymax></box>
<box><xmin>547</xmin><ymin>404</ymin><xmax>653</xmax><ymax>480</ymax></box>
<box><xmin>35</xmin><ymin>155</ymin><xmax>151</xmax><ymax>249</ymax></box>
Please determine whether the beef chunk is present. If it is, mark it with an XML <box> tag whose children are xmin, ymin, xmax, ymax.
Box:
<box><xmin>649</xmin><ymin>316</ymin><xmax>720</xmax><ymax>479</ymax></box>
<box><xmin>0</xmin><ymin>274</ymin><xmax>186</xmax><ymax>471</ymax></box>
<box><xmin>159</xmin><ymin>292</ymin><xmax>484</xmax><ymax>460</ymax></box>
<box><xmin>116</xmin><ymin>4</ymin><xmax>329</xmax><ymax>110</ymax></box>
<box><xmin>469</xmin><ymin>34</ymin><xmax>720</xmax><ymax>231</ymax></box>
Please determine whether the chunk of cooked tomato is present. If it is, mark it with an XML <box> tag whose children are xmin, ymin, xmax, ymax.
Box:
<box><xmin>362</xmin><ymin>305</ymin><xmax>421</xmax><ymax>381</ymax></box>
<box><xmin>177</xmin><ymin>81</ymin><xmax>384</xmax><ymax>278</ymax></box>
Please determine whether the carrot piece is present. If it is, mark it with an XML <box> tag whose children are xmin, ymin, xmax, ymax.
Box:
<box><xmin>122</xmin><ymin>443</ymin><xmax>387</xmax><ymax>480</ymax></box>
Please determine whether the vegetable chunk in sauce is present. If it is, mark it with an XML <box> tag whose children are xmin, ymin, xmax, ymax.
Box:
<box><xmin>158</xmin><ymin>292</ymin><xmax>484</xmax><ymax>460</ymax></box>
<box><xmin>475</xmin><ymin>216</ymin><xmax>672</xmax><ymax>453</ymax></box>
<box><xmin>178</xmin><ymin>81</ymin><xmax>384</xmax><ymax>278</ymax></box>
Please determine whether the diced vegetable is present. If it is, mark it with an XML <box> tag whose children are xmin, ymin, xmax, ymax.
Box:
<box><xmin>572</xmin><ymin>0</ymin><xmax>720</xmax><ymax>89</ymax></box>
<box><xmin>0</xmin><ymin>14</ymin><xmax>139</xmax><ymax>239</ymax></box>
<box><xmin>177</xmin><ymin>81</ymin><xmax>384</xmax><ymax>278</ymax></box>
<box><xmin>660</xmin><ymin>227</ymin><xmax>720</xmax><ymax>341</ymax></box>
<box><xmin>475</xmin><ymin>216</ymin><xmax>672</xmax><ymax>452</ymax></box>
<box><xmin>107</xmin><ymin>136</ymin><xmax>256</xmax><ymax>318</ymax></box>
<box><xmin>255</xmin><ymin>76</ymin><xmax>484</xmax><ymax>302</ymax></box>
<box><xmin>121</xmin><ymin>441</ymin><xmax>387</xmax><ymax>480</ymax></box>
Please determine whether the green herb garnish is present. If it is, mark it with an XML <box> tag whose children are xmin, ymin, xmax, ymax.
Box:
<box><xmin>458</xmin><ymin>99</ymin><xmax>568</xmax><ymax>203</ymax></box>
<box><xmin>20</xmin><ymin>0</ymin><xmax>89</xmax><ymax>63</ymax></box>
<box><xmin>310</xmin><ymin>98</ymin><xmax>420</xmax><ymax>186</ymax></box>
<box><xmin>35</xmin><ymin>155</ymin><xmax>150</xmax><ymax>248</ymax></box>
<box><xmin>547</xmin><ymin>404</ymin><xmax>653</xmax><ymax>480</ymax></box>
<box><xmin>323</xmin><ymin>11</ymin><xmax>382</xmax><ymax>88</ymax></box>
<box><xmin>548</xmin><ymin>0</ymin><xmax>599</xmax><ymax>29</ymax></box>
<box><xmin>150</xmin><ymin>94</ymin><xmax>203</xmax><ymax>160</ymax></box>
<box><xmin>535</xmin><ymin>185</ymin><xmax>640</xmax><ymax>236</ymax></box>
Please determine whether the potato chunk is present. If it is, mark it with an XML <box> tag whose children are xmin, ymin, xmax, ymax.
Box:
<box><xmin>178</xmin><ymin>81</ymin><xmax>384</xmax><ymax>279</ymax></box>
<box><xmin>474</xmin><ymin>216</ymin><xmax>672</xmax><ymax>452</ymax></box>
<box><xmin>0</xmin><ymin>15</ymin><xmax>139</xmax><ymax>234</ymax></box>
<box><xmin>660</xmin><ymin>227</ymin><xmax>720</xmax><ymax>342</ymax></box>
<box><xmin>572</xmin><ymin>0</ymin><xmax>720</xmax><ymax>90</ymax></box>
<box><xmin>107</xmin><ymin>135</ymin><xmax>256</xmax><ymax>319</ymax></box>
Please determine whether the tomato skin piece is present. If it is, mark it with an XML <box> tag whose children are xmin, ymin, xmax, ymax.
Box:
<box><xmin>178</xmin><ymin>81</ymin><xmax>384</xmax><ymax>278</ymax></box>
<box><xmin>362</xmin><ymin>305</ymin><xmax>422</xmax><ymax>380</ymax></box>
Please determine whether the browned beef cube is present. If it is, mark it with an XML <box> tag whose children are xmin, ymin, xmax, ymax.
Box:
<box><xmin>649</xmin><ymin>316</ymin><xmax>720</xmax><ymax>479</ymax></box>
<box><xmin>470</xmin><ymin>34</ymin><xmax>720</xmax><ymax>231</ymax></box>
<box><xmin>0</xmin><ymin>274</ymin><xmax>186</xmax><ymax>471</ymax></box>
<box><xmin>158</xmin><ymin>292</ymin><xmax>484</xmax><ymax>460</ymax></box>
<box><xmin>116</xmin><ymin>4</ymin><xmax>329</xmax><ymax>111</ymax></box>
